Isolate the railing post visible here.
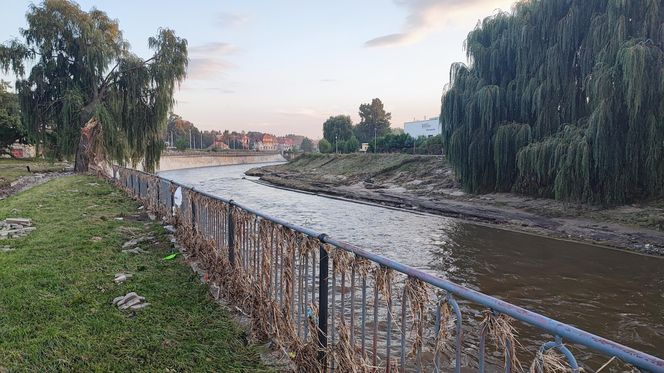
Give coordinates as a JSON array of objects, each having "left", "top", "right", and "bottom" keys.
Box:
[
  {"left": 317, "top": 235, "right": 329, "bottom": 372},
  {"left": 191, "top": 193, "right": 197, "bottom": 231},
  {"left": 228, "top": 200, "right": 235, "bottom": 267}
]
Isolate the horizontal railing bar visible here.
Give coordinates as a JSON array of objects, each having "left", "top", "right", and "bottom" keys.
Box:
[{"left": 121, "top": 168, "right": 664, "bottom": 372}]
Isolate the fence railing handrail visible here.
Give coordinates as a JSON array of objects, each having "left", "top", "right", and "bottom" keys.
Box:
[{"left": 122, "top": 167, "right": 664, "bottom": 372}]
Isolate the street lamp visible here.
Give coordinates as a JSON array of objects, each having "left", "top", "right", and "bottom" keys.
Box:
[{"left": 335, "top": 134, "right": 338, "bottom": 154}]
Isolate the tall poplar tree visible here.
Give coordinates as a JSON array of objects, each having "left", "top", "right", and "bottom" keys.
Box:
[
  {"left": 0, "top": 0, "right": 188, "bottom": 172},
  {"left": 440, "top": 0, "right": 664, "bottom": 205}
]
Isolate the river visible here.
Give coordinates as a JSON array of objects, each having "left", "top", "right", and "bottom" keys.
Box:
[{"left": 160, "top": 162, "right": 664, "bottom": 368}]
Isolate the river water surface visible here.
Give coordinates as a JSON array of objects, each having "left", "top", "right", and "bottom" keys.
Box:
[{"left": 160, "top": 163, "right": 664, "bottom": 367}]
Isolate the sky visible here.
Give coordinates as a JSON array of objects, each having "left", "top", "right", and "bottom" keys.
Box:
[{"left": 0, "top": 0, "right": 516, "bottom": 139}]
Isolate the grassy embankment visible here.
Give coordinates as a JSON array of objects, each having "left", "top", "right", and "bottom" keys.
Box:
[
  {"left": 0, "top": 158, "right": 69, "bottom": 189},
  {"left": 0, "top": 175, "right": 269, "bottom": 372},
  {"left": 253, "top": 153, "right": 458, "bottom": 192}
]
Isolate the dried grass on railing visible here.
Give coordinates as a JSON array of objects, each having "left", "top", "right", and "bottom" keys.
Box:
[
  {"left": 480, "top": 309, "right": 523, "bottom": 372},
  {"left": 404, "top": 278, "right": 430, "bottom": 358},
  {"left": 114, "top": 169, "right": 541, "bottom": 373},
  {"left": 434, "top": 295, "right": 453, "bottom": 367},
  {"left": 529, "top": 348, "right": 569, "bottom": 373}
]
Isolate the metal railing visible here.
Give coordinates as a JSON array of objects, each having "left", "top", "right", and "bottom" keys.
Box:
[{"left": 115, "top": 167, "right": 664, "bottom": 372}]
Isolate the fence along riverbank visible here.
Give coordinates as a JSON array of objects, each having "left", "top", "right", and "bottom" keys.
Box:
[{"left": 115, "top": 166, "right": 664, "bottom": 372}]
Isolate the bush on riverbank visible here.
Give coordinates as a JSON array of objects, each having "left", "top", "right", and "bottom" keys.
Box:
[{"left": 0, "top": 176, "right": 268, "bottom": 371}]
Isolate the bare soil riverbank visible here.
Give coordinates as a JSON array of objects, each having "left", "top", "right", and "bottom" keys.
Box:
[{"left": 246, "top": 153, "right": 664, "bottom": 255}]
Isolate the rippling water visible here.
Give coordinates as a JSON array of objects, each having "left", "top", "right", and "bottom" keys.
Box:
[{"left": 160, "top": 163, "right": 664, "bottom": 366}]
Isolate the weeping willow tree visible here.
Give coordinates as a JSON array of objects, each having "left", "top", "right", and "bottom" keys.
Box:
[
  {"left": 440, "top": 0, "right": 664, "bottom": 205},
  {"left": 0, "top": 0, "right": 188, "bottom": 172}
]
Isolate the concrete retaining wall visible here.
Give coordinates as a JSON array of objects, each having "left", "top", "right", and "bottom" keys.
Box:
[{"left": 157, "top": 151, "right": 286, "bottom": 171}]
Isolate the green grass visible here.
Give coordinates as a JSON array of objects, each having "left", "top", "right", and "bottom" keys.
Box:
[
  {"left": 0, "top": 158, "right": 69, "bottom": 189},
  {"left": 0, "top": 176, "right": 270, "bottom": 372}
]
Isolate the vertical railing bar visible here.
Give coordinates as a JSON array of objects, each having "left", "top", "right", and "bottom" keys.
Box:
[
  {"left": 479, "top": 323, "right": 487, "bottom": 373},
  {"left": 434, "top": 300, "right": 441, "bottom": 373},
  {"left": 448, "top": 294, "right": 462, "bottom": 373},
  {"left": 330, "top": 259, "right": 336, "bottom": 372},
  {"left": 386, "top": 280, "right": 392, "bottom": 372},
  {"left": 361, "top": 276, "right": 367, "bottom": 359},
  {"left": 311, "top": 249, "right": 316, "bottom": 307},
  {"left": 400, "top": 286, "right": 407, "bottom": 372},
  {"left": 372, "top": 276, "right": 378, "bottom": 368},
  {"left": 317, "top": 239, "right": 329, "bottom": 372},
  {"left": 279, "top": 229, "right": 284, "bottom": 307},
  {"left": 291, "top": 240, "right": 296, "bottom": 328},
  {"left": 304, "top": 253, "right": 309, "bottom": 340},
  {"left": 505, "top": 339, "right": 512, "bottom": 373},
  {"left": 227, "top": 202, "right": 235, "bottom": 267},
  {"left": 350, "top": 265, "right": 356, "bottom": 346},
  {"left": 273, "top": 227, "right": 278, "bottom": 301}
]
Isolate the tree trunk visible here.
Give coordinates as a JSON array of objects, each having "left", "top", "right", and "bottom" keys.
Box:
[{"left": 73, "top": 118, "right": 99, "bottom": 173}]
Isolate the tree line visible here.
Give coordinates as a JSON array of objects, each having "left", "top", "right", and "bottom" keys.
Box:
[{"left": 318, "top": 98, "right": 441, "bottom": 155}]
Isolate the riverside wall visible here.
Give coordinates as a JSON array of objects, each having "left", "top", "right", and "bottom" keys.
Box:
[{"left": 157, "top": 151, "right": 285, "bottom": 172}]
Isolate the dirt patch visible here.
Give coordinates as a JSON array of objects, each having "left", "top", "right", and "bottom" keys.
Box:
[
  {"left": 248, "top": 154, "right": 664, "bottom": 255},
  {"left": 0, "top": 172, "right": 72, "bottom": 200}
]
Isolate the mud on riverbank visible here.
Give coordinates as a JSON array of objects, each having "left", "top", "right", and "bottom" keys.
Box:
[{"left": 247, "top": 154, "right": 664, "bottom": 255}]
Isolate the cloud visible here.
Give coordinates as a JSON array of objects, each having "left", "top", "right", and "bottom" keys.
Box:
[
  {"left": 187, "top": 42, "right": 238, "bottom": 80},
  {"left": 320, "top": 78, "right": 337, "bottom": 83},
  {"left": 217, "top": 12, "right": 249, "bottom": 28},
  {"left": 364, "top": 0, "right": 514, "bottom": 48}
]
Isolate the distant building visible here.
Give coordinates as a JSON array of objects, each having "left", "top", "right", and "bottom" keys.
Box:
[
  {"left": 359, "top": 143, "right": 369, "bottom": 152},
  {"left": 277, "top": 137, "right": 295, "bottom": 152},
  {"left": 404, "top": 117, "right": 440, "bottom": 138},
  {"left": 255, "top": 134, "right": 278, "bottom": 151}
]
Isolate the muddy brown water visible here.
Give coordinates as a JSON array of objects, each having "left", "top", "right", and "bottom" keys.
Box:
[{"left": 161, "top": 163, "right": 664, "bottom": 370}]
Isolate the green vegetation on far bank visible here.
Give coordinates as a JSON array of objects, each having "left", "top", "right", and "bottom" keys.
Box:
[{"left": 0, "top": 176, "right": 269, "bottom": 372}]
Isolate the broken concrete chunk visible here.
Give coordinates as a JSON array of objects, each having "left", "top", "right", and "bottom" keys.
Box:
[
  {"left": 113, "top": 292, "right": 149, "bottom": 311},
  {"left": 129, "top": 303, "right": 150, "bottom": 310},
  {"left": 5, "top": 218, "right": 31, "bottom": 226},
  {"left": 163, "top": 225, "right": 176, "bottom": 233},
  {"left": 111, "top": 295, "right": 125, "bottom": 305},
  {"left": 121, "top": 247, "right": 146, "bottom": 254},
  {"left": 119, "top": 296, "right": 145, "bottom": 310},
  {"left": 113, "top": 273, "right": 133, "bottom": 284}
]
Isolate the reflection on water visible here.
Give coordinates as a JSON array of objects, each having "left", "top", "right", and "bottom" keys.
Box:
[{"left": 160, "top": 163, "right": 664, "bottom": 362}]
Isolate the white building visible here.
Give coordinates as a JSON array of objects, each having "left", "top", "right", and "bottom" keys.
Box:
[{"left": 404, "top": 116, "right": 441, "bottom": 138}]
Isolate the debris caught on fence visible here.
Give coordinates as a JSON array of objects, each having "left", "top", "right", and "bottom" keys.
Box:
[{"left": 113, "top": 167, "right": 659, "bottom": 373}]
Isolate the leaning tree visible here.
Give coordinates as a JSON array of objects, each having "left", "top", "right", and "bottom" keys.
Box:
[{"left": 0, "top": 0, "right": 188, "bottom": 172}]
